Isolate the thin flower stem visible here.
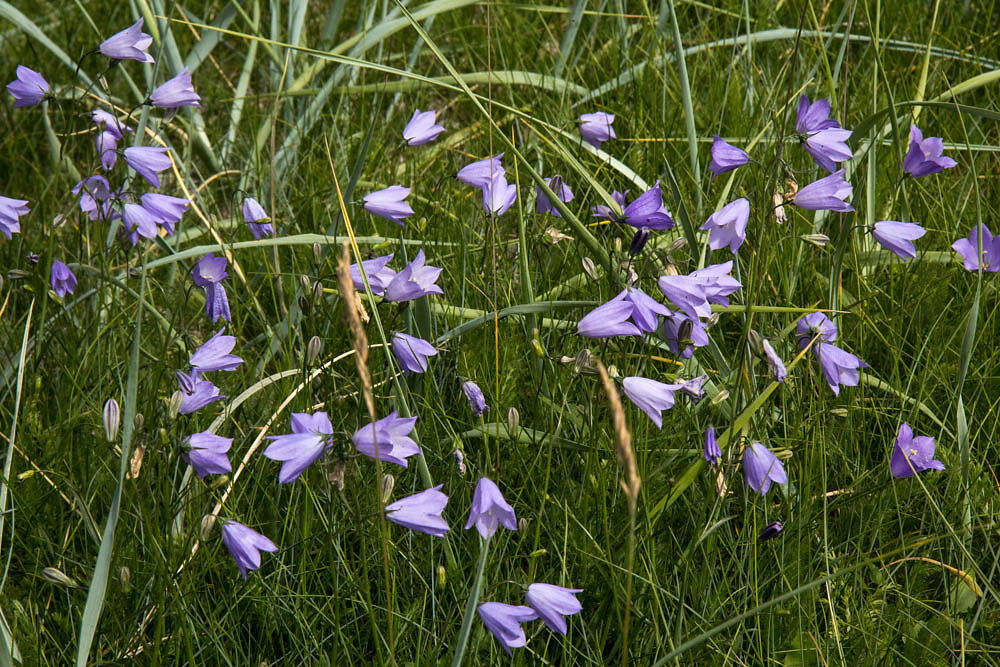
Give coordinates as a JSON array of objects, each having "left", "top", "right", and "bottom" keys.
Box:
[{"left": 450, "top": 535, "right": 491, "bottom": 667}]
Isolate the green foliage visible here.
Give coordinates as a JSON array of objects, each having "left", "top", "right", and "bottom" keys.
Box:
[{"left": 1, "top": 0, "right": 998, "bottom": 664}]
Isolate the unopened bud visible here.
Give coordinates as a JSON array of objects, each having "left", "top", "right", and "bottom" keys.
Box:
[
  {"left": 667, "top": 237, "right": 688, "bottom": 254},
  {"left": 662, "top": 263, "right": 679, "bottom": 277},
  {"left": 453, "top": 449, "right": 466, "bottom": 476},
  {"left": 299, "top": 274, "right": 312, "bottom": 292},
  {"left": 711, "top": 389, "right": 730, "bottom": 405},
  {"left": 128, "top": 445, "right": 145, "bottom": 479},
  {"left": 25, "top": 252, "right": 39, "bottom": 265},
  {"left": 313, "top": 242, "right": 323, "bottom": 264},
  {"left": 306, "top": 336, "right": 323, "bottom": 364},
  {"left": 436, "top": 564, "right": 447, "bottom": 589},
  {"left": 103, "top": 398, "right": 120, "bottom": 442},
  {"left": 581, "top": 257, "right": 599, "bottom": 281},
  {"left": 200, "top": 515, "right": 216, "bottom": 540},
  {"left": 629, "top": 227, "right": 650, "bottom": 256},
  {"left": 380, "top": 474, "right": 395, "bottom": 504},
  {"left": 507, "top": 407, "right": 520, "bottom": 435},
  {"left": 298, "top": 295, "right": 311, "bottom": 314},
  {"left": 42, "top": 567, "right": 78, "bottom": 588},
  {"left": 606, "top": 364, "right": 619, "bottom": 378},
  {"left": 772, "top": 190, "right": 787, "bottom": 224},
  {"left": 758, "top": 520, "right": 784, "bottom": 542},
  {"left": 175, "top": 370, "right": 196, "bottom": 394},
  {"left": 747, "top": 330, "right": 765, "bottom": 357},
  {"left": 311, "top": 280, "right": 323, "bottom": 304},
  {"left": 517, "top": 518, "right": 529, "bottom": 532},
  {"left": 800, "top": 233, "right": 830, "bottom": 247},
  {"left": 169, "top": 390, "right": 184, "bottom": 419},
  {"left": 573, "top": 348, "right": 592, "bottom": 374},
  {"left": 613, "top": 236, "right": 622, "bottom": 253},
  {"left": 132, "top": 413, "right": 144, "bottom": 432},
  {"left": 118, "top": 566, "right": 132, "bottom": 592},
  {"left": 706, "top": 313, "right": 721, "bottom": 328}
]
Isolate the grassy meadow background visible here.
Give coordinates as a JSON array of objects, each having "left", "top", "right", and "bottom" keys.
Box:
[{"left": 2, "top": 0, "right": 1000, "bottom": 663}]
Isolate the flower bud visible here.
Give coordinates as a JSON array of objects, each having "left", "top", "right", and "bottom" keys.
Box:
[
  {"left": 772, "top": 190, "right": 787, "bottom": 224},
  {"left": 118, "top": 566, "right": 132, "bottom": 592},
  {"left": 628, "top": 227, "right": 650, "bottom": 256},
  {"left": 298, "top": 294, "right": 311, "bottom": 315},
  {"left": 25, "top": 252, "right": 39, "bottom": 265},
  {"left": 200, "top": 514, "right": 216, "bottom": 540},
  {"left": 436, "top": 564, "right": 447, "bottom": 589},
  {"left": 306, "top": 336, "right": 323, "bottom": 365},
  {"left": 800, "top": 233, "right": 830, "bottom": 247},
  {"left": 453, "top": 449, "right": 466, "bottom": 476},
  {"left": 168, "top": 390, "right": 184, "bottom": 419},
  {"left": 6, "top": 269, "right": 29, "bottom": 280},
  {"left": 613, "top": 236, "right": 622, "bottom": 253},
  {"left": 507, "top": 407, "right": 519, "bottom": 434},
  {"left": 42, "top": 567, "right": 78, "bottom": 588},
  {"left": 380, "top": 474, "right": 395, "bottom": 504},
  {"left": 132, "top": 413, "right": 144, "bottom": 432},
  {"left": 581, "top": 257, "right": 599, "bottom": 281},
  {"left": 711, "top": 389, "right": 730, "bottom": 405},
  {"left": 517, "top": 518, "right": 529, "bottom": 532},
  {"left": 747, "top": 330, "right": 765, "bottom": 357},
  {"left": 299, "top": 274, "right": 312, "bottom": 292},
  {"left": 103, "top": 398, "right": 120, "bottom": 442},
  {"left": 667, "top": 237, "right": 688, "bottom": 254},
  {"left": 313, "top": 242, "right": 323, "bottom": 264},
  {"left": 311, "top": 280, "right": 324, "bottom": 304}
]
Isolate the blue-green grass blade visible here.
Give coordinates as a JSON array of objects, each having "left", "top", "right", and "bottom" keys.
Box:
[{"left": 75, "top": 273, "right": 144, "bottom": 667}]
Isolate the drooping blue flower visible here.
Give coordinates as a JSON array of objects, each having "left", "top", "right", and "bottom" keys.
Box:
[
  {"left": 796, "top": 311, "right": 838, "bottom": 349},
  {"left": 150, "top": 67, "right": 201, "bottom": 110},
  {"left": 677, "top": 375, "right": 708, "bottom": 402},
  {"left": 525, "top": 583, "right": 583, "bottom": 635},
  {"left": 461, "top": 380, "right": 489, "bottom": 416},
  {"left": 701, "top": 198, "right": 750, "bottom": 254},
  {"left": 50, "top": 260, "right": 77, "bottom": 297},
  {"left": 758, "top": 521, "right": 784, "bottom": 542},
  {"left": 95, "top": 131, "right": 119, "bottom": 170},
  {"left": 189, "top": 328, "right": 243, "bottom": 373},
  {"left": 795, "top": 96, "right": 840, "bottom": 133},
  {"left": 349, "top": 253, "right": 396, "bottom": 294},
  {"left": 815, "top": 342, "right": 867, "bottom": 396},
  {"left": 72, "top": 176, "right": 111, "bottom": 220},
  {"left": 457, "top": 154, "right": 504, "bottom": 188},
  {"left": 123, "top": 146, "right": 171, "bottom": 188},
  {"left": 383, "top": 249, "right": 444, "bottom": 302},
  {"left": 661, "top": 311, "right": 709, "bottom": 359},
  {"left": 890, "top": 423, "right": 944, "bottom": 478},
  {"left": 951, "top": 224, "right": 1000, "bottom": 272},
  {"left": 99, "top": 19, "right": 155, "bottom": 63},
  {"left": 0, "top": 196, "right": 29, "bottom": 238},
  {"left": 242, "top": 197, "right": 273, "bottom": 239},
  {"left": 264, "top": 412, "right": 334, "bottom": 483},
  {"left": 220, "top": 519, "right": 278, "bottom": 579},
  {"left": 141, "top": 193, "right": 190, "bottom": 234},
  {"left": 192, "top": 253, "right": 231, "bottom": 323},
  {"left": 620, "top": 183, "right": 673, "bottom": 230},
  {"left": 477, "top": 602, "right": 538, "bottom": 655},
  {"left": 391, "top": 332, "right": 438, "bottom": 374},
  {"left": 703, "top": 426, "right": 721, "bottom": 464},
  {"left": 122, "top": 202, "right": 159, "bottom": 244},
  {"left": 403, "top": 109, "right": 445, "bottom": 146},
  {"left": 364, "top": 185, "right": 414, "bottom": 225},
  {"left": 536, "top": 175, "right": 573, "bottom": 216},
  {"left": 385, "top": 485, "right": 450, "bottom": 537},
  {"left": 92, "top": 109, "right": 130, "bottom": 140},
  {"left": 6, "top": 65, "right": 49, "bottom": 107},
  {"left": 481, "top": 172, "right": 517, "bottom": 216},
  {"left": 743, "top": 441, "right": 787, "bottom": 495},
  {"left": 591, "top": 190, "right": 629, "bottom": 222},
  {"left": 579, "top": 111, "right": 616, "bottom": 148},
  {"left": 802, "top": 127, "right": 853, "bottom": 172},
  {"left": 709, "top": 135, "right": 749, "bottom": 177},
  {"left": 872, "top": 221, "right": 926, "bottom": 261},
  {"left": 903, "top": 125, "right": 957, "bottom": 178},
  {"left": 622, "top": 376, "right": 682, "bottom": 428},
  {"left": 792, "top": 169, "right": 853, "bottom": 212},
  {"left": 176, "top": 371, "right": 224, "bottom": 414},
  {"left": 182, "top": 431, "right": 232, "bottom": 478},
  {"left": 352, "top": 411, "right": 421, "bottom": 467},
  {"left": 577, "top": 286, "right": 670, "bottom": 338},
  {"left": 465, "top": 477, "right": 517, "bottom": 539}
]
